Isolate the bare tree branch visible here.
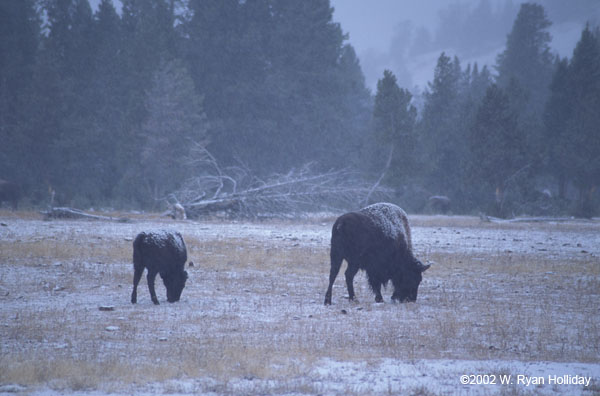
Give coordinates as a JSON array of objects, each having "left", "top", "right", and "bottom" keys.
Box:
[
  {"left": 364, "top": 144, "right": 394, "bottom": 206},
  {"left": 171, "top": 148, "right": 391, "bottom": 218}
]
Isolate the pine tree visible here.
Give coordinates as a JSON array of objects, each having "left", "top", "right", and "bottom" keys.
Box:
[
  {"left": 183, "top": 0, "right": 259, "bottom": 169},
  {"left": 496, "top": 2, "right": 554, "bottom": 168},
  {"left": 372, "top": 70, "right": 417, "bottom": 186},
  {"left": 543, "top": 57, "right": 571, "bottom": 200},
  {"left": 496, "top": 3, "right": 553, "bottom": 99},
  {"left": 0, "top": 0, "right": 40, "bottom": 186},
  {"left": 469, "top": 63, "right": 493, "bottom": 102},
  {"left": 419, "top": 53, "right": 463, "bottom": 197},
  {"left": 335, "top": 44, "right": 372, "bottom": 164},
  {"left": 43, "top": 0, "right": 98, "bottom": 204},
  {"left": 24, "top": 0, "right": 98, "bottom": 204},
  {"left": 469, "top": 84, "right": 526, "bottom": 217},
  {"left": 251, "top": 0, "right": 351, "bottom": 172},
  {"left": 88, "top": 0, "right": 128, "bottom": 201},
  {"left": 454, "top": 63, "right": 493, "bottom": 210},
  {"left": 121, "top": 0, "right": 178, "bottom": 127},
  {"left": 135, "top": 60, "right": 208, "bottom": 206},
  {"left": 317, "top": 43, "right": 371, "bottom": 171},
  {"left": 564, "top": 25, "right": 600, "bottom": 216},
  {"left": 184, "top": 0, "right": 241, "bottom": 118},
  {"left": 542, "top": 25, "right": 600, "bottom": 217},
  {"left": 182, "top": 0, "right": 368, "bottom": 174}
]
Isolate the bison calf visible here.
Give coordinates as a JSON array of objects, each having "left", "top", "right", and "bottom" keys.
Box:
[
  {"left": 324, "top": 203, "right": 429, "bottom": 305},
  {"left": 131, "top": 230, "right": 188, "bottom": 305}
]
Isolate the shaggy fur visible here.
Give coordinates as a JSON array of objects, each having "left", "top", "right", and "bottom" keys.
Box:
[
  {"left": 360, "top": 202, "right": 413, "bottom": 251},
  {"left": 131, "top": 231, "right": 188, "bottom": 305},
  {"left": 324, "top": 204, "right": 429, "bottom": 305}
]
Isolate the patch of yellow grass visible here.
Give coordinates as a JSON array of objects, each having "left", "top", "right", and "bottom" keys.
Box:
[{"left": 0, "top": 239, "right": 132, "bottom": 265}]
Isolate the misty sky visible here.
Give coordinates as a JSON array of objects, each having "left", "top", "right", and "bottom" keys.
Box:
[
  {"left": 330, "top": 0, "right": 594, "bottom": 91},
  {"left": 330, "top": 0, "right": 447, "bottom": 54},
  {"left": 90, "top": 0, "right": 596, "bottom": 92},
  {"left": 331, "top": 0, "right": 452, "bottom": 90}
]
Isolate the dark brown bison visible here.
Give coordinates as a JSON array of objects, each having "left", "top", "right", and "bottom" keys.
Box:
[
  {"left": 131, "top": 230, "right": 188, "bottom": 305},
  {"left": 324, "top": 203, "right": 429, "bottom": 305},
  {"left": 0, "top": 179, "right": 21, "bottom": 210}
]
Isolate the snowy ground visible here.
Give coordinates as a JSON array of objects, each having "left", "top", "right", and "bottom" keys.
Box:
[{"left": 0, "top": 212, "right": 599, "bottom": 395}]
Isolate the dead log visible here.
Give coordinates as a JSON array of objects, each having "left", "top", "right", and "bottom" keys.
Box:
[
  {"left": 42, "top": 207, "right": 130, "bottom": 222},
  {"left": 185, "top": 200, "right": 241, "bottom": 219},
  {"left": 481, "top": 214, "right": 578, "bottom": 223}
]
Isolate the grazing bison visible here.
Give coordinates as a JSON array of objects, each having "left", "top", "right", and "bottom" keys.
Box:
[
  {"left": 428, "top": 195, "right": 451, "bottom": 214},
  {"left": 131, "top": 230, "right": 188, "bottom": 305},
  {"left": 0, "top": 179, "right": 21, "bottom": 210},
  {"left": 324, "top": 203, "right": 429, "bottom": 305}
]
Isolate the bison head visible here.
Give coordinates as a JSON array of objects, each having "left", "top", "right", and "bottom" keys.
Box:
[
  {"left": 392, "top": 260, "right": 430, "bottom": 303},
  {"left": 162, "top": 270, "right": 188, "bottom": 303}
]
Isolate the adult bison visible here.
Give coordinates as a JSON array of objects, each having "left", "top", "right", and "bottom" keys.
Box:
[
  {"left": 324, "top": 203, "right": 429, "bottom": 305},
  {"left": 131, "top": 230, "right": 188, "bottom": 305}
]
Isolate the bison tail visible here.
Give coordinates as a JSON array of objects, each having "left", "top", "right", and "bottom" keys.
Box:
[{"left": 132, "top": 233, "right": 145, "bottom": 269}]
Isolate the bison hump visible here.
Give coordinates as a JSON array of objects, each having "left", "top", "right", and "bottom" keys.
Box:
[
  {"left": 139, "top": 230, "right": 186, "bottom": 253},
  {"left": 360, "top": 203, "right": 409, "bottom": 242}
]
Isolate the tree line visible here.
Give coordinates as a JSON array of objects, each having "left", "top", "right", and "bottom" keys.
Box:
[
  {"left": 1, "top": 0, "right": 370, "bottom": 209},
  {"left": 1, "top": 1, "right": 598, "bottom": 217},
  {"left": 372, "top": 4, "right": 600, "bottom": 217}
]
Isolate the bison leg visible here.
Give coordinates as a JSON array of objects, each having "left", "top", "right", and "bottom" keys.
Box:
[
  {"left": 345, "top": 263, "right": 359, "bottom": 301},
  {"left": 147, "top": 271, "right": 160, "bottom": 305},
  {"left": 366, "top": 274, "right": 384, "bottom": 303},
  {"left": 373, "top": 286, "right": 384, "bottom": 303},
  {"left": 324, "top": 252, "right": 344, "bottom": 305},
  {"left": 391, "top": 276, "right": 405, "bottom": 302},
  {"left": 131, "top": 266, "right": 143, "bottom": 304}
]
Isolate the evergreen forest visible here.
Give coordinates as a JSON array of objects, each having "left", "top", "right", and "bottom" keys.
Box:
[{"left": 1, "top": 0, "right": 599, "bottom": 217}]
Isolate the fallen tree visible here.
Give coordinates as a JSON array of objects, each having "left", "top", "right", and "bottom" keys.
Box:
[
  {"left": 479, "top": 213, "right": 581, "bottom": 223},
  {"left": 171, "top": 145, "right": 392, "bottom": 219},
  {"left": 42, "top": 207, "right": 130, "bottom": 222}
]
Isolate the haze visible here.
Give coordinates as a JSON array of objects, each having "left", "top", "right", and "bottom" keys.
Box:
[{"left": 331, "top": 0, "right": 600, "bottom": 90}]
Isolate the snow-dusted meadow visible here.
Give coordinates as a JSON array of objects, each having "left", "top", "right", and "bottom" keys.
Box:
[{"left": 0, "top": 212, "right": 599, "bottom": 395}]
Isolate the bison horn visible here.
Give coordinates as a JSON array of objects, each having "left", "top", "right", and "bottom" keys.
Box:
[{"left": 417, "top": 261, "right": 431, "bottom": 272}]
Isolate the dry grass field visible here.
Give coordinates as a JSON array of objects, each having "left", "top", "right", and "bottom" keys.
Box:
[{"left": 0, "top": 210, "right": 599, "bottom": 395}]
